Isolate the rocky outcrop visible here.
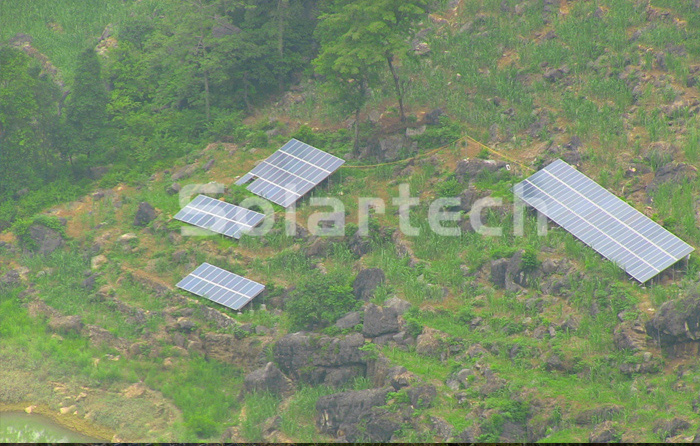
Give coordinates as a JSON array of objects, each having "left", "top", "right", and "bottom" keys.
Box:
[
  {"left": 133, "top": 202, "right": 157, "bottom": 227},
  {"left": 645, "top": 294, "right": 700, "bottom": 348},
  {"left": 316, "top": 387, "right": 395, "bottom": 441},
  {"left": 273, "top": 332, "right": 368, "bottom": 387},
  {"left": 455, "top": 159, "right": 507, "bottom": 183},
  {"left": 575, "top": 405, "right": 624, "bottom": 426},
  {"left": 202, "top": 332, "right": 271, "bottom": 370},
  {"left": 0, "top": 269, "right": 21, "bottom": 287},
  {"left": 171, "top": 163, "right": 198, "bottom": 181},
  {"left": 28, "top": 224, "right": 64, "bottom": 254},
  {"left": 654, "top": 418, "right": 690, "bottom": 439},
  {"left": 362, "top": 304, "right": 400, "bottom": 338},
  {"left": 243, "top": 362, "right": 294, "bottom": 397},
  {"left": 353, "top": 268, "right": 385, "bottom": 300},
  {"left": 48, "top": 315, "right": 83, "bottom": 334},
  {"left": 589, "top": 421, "right": 620, "bottom": 443},
  {"left": 613, "top": 320, "right": 647, "bottom": 351},
  {"left": 490, "top": 250, "right": 539, "bottom": 291}
]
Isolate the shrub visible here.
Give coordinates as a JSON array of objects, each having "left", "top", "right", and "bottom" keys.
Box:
[
  {"left": 521, "top": 248, "right": 540, "bottom": 272},
  {"left": 286, "top": 271, "right": 359, "bottom": 330}
]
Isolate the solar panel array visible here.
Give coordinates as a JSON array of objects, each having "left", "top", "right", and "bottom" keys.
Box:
[
  {"left": 235, "top": 139, "right": 345, "bottom": 208},
  {"left": 514, "top": 159, "right": 694, "bottom": 283},
  {"left": 174, "top": 194, "right": 265, "bottom": 239},
  {"left": 176, "top": 263, "right": 265, "bottom": 311}
]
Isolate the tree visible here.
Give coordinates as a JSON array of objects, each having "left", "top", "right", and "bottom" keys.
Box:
[
  {"left": 314, "top": 0, "right": 426, "bottom": 142},
  {"left": 65, "top": 48, "right": 108, "bottom": 161}
]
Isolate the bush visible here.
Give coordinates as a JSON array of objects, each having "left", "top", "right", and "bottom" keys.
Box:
[
  {"left": 286, "top": 272, "right": 359, "bottom": 330},
  {"left": 521, "top": 248, "right": 540, "bottom": 272}
]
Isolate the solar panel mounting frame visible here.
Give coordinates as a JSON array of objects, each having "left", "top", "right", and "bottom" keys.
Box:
[
  {"left": 176, "top": 262, "right": 265, "bottom": 311},
  {"left": 173, "top": 194, "right": 265, "bottom": 239},
  {"left": 514, "top": 159, "right": 694, "bottom": 283},
  {"left": 235, "top": 138, "right": 345, "bottom": 208}
]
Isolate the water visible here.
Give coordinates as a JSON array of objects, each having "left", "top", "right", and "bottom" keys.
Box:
[{"left": 0, "top": 411, "right": 100, "bottom": 443}]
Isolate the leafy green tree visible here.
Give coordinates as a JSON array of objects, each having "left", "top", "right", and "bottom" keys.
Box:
[
  {"left": 65, "top": 48, "right": 109, "bottom": 162},
  {"left": 314, "top": 0, "right": 426, "bottom": 148},
  {"left": 286, "top": 271, "right": 358, "bottom": 331}
]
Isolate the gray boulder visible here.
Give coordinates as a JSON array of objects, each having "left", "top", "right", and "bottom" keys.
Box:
[
  {"left": 316, "top": 387, "right": 393, "bottom": 439},
  {"left": 133, "top": 202, "right": 157, "bottom": 227},
  {"left": 589, "top": 421, "right": 619, "bottom": 443},
  {"left": 335, "top": 311, "right": 362, "bottom": 330},
  {"left": 48, "top": 315, "right": 83, "bottom": 334},
  {"left": 274, "top": 332, "right": 368, "bottom": 387},
  {"left": 362, "top": 303, "right": 400, "bottom": 337},
  {"left": 243, "top": 362, "right": 294, "bottom": 397},
  {"left": 29, "top": 224, "right": 64, "bottom": 254},
  {"left": 0, "top": 270, "right": 21, "bottom": 287},
  {"left": 353, "top": 268, "right": 385, "bottom": 300},
  {"left": 645, "top": 294, "right": 700, "bottom": 347}
]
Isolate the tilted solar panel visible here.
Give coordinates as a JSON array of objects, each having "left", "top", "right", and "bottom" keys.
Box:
[
  {"left": 235, "top": 139, "right": 345, "bottom": 207},
  {"left": 176, "top": 263, "right": 265, "bottom": 311},
  {"left": 174, "top": 194, "right": 265, "bottom": 239},
  {"left": 514, "top": 159, "right": 694, "bottom": 282}
]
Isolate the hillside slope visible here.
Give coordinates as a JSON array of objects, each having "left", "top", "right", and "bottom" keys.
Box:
[{"left": 3, "top": 0, "right": 700, "bottom": 443}]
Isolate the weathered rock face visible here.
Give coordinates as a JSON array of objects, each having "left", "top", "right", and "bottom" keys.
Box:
[
  {"left": 455, "top": 159, "right": 507, "bottom": 183},
  {"left": 171, "top": 163, "right": 198, "bottom": 181},
  {"left": 48, "top": 315, "right": 83, "bottom": 334},
  {"left": 362, "top": 304, "right": 400, "bottom": 338},
  {"left": 316, "top": 387, "right": 394, "bottom": 441},
  {"left": 243, "top": 362, "right": 294, "bottom": 397},
  {"left": 202, "top": 332, "right": 270, "bottom": 370},
  {"left": 273, "top": 332, "right": 368, "bottom": 387},
  {"left": 645, "top": 294, "right": 700, "bottom": 348},
  {"left": 613, "top": 320, "right": 647, "bottom": 351},
  {"left": 574, "top": 405, "right": 624, "bottom": 426},
  {"left": 490, "top": 250, "right": 539, "bottom": 291},
  {"left": 133, "top": 202, "right": 157, "bottom": 227},
  {"left": 0, "top": 269, "right": 21, "bottom": 287},
  {"left": 353, "top": 268, "right": 385, "bottom": 300},
  {"left": 28, "top": 224, "right": 64, "bottom": 254},
  {"left": 335, "top": 311, "right": 362, "bottom": 330},
  {"left": 653, "top": 418, "right": 690, "bottom": 439},
  {"left": 589, "top": 421, "right": 620, "bottom": 443}
]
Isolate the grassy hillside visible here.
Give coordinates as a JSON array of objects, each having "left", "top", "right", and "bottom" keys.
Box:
[{"left": 3, "top": 0, "right": 700, "bottom": 443}]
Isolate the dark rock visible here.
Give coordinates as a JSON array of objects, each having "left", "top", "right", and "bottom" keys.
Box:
[
  {"left": 28, "top": 224, "right": 65, "bottom": 254},
  {"left": 81, "top": 274, "right": 97, "bottom": 291},
  {"left": 589, "top": 421, "right": 620, "bottom": 443},
  {"left": 203, "top": 159, "right": 215, "bottom": 171},
  {"left": 363, "top": 304, "right": 400, "bottom": 337},
  {"left": 172, "top": 163, "right": 198, "bottom": 180},
  {"left": 48, "top": 315, "right": 83, "bottom": 334},
  {"left": 305, "top": 237, "right": 330, "bottom": 257},
  {"left": 459, "top": 187, "right": 483, "bottom": 212},
  {"left": 500, "top": 420, "right": 527, "bottom": 442},
  {"left": 430, "top": 416, "right": 453, "bottom": 440},
  {"left": 353, "top": 268, "right": 385, "bottom": 300},
  {"left": 336, "top": 311, "right": 362, "bottom": 330},
  {"left": 384, "top": 296, "right": 410, "bottom": 315},
  {"left": 316, "top": 387, "right": 393, "bottom": 438},
  {"left": 543, "top": 65, "right": 570, "bottom": 82},
  {"left": 176, "top": 317, "right": 196, "bottom": 332},
  {"left": 347, "top": 231, "right": 372, "bottom": 257},
  {"left": 0, "top": 270, "right": 21, "bottom": 287},
  {"left": 455, "top": 427, "right": 477, "bottom": 442},
  {"left": 202, "top": 332, "right": 269, "bottom": 369},
  {"left": 166, "top": 183, "right": 181, "bottom": 195},
  {"left": 575, "top": 405, "right": 624, "bottom": 426},
  {"left": 425, "top": 108, "right": 444, "bottom": 125},
  {"left": 243, "top": 362, "right": 294, "bottom": 397},
  {"left": 490, "top": 258, "right": 509, "bottom": 288},
  {"left": 654, "top": 418, "right": 690, "bottom": 439},
  {"left": 172, "top": 250, "right": 188, "bottom": 263},
  {"left": 274, "top": 332, "right": 367, "bottom": 387},
  {"left": 646, "top": 294, "right": 700, "bottom": 347},
  {"left": 455, "top": 159, "right": 507, "bottom": 183},
  {"left": 407, "top": 385, "right": 436, "bottom": 408},
  {"left": 656, "top": 52, "right": 667, "bottom": 70},
  {"left": 133, "top": 202, "right": 157, "bottom": 227}
]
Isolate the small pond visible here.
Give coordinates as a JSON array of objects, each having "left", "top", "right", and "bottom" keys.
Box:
[{"left": 0, "top": 411, "right": 101, "bottom": 443}]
